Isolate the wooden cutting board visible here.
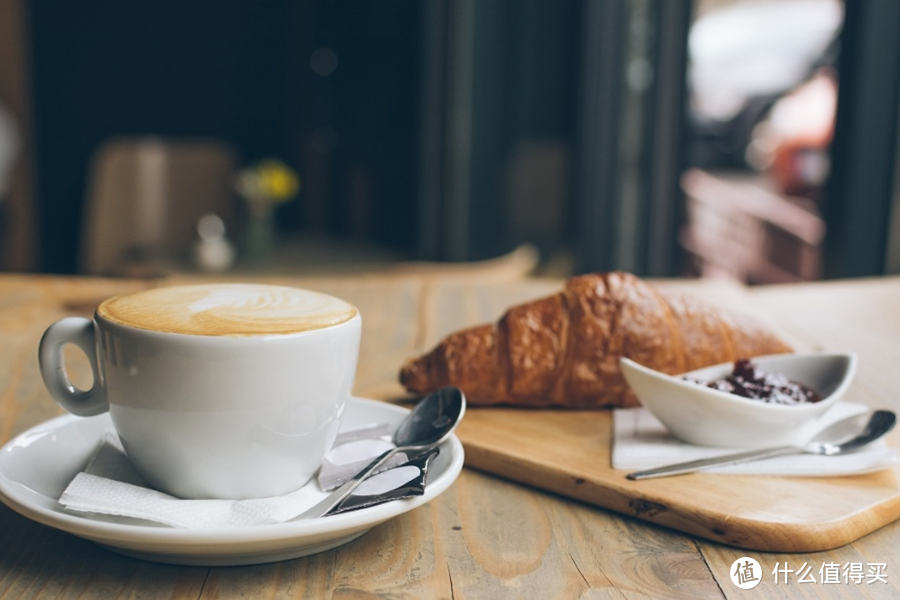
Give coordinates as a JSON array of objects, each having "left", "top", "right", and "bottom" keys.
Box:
[{"left": 455, "top": 407, "right": 900, "bottom": 552}]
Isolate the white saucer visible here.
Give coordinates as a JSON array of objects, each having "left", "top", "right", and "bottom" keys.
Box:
[{"left": 0, "top": 397, "right": 464, "bottom": 566}]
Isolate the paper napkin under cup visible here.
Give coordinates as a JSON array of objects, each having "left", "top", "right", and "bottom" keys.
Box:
[
  {"left": 613, "top": 401, "right": 900, "bottom": 476},
  {"left": 59, "top": 423, "right": 433, "bottom": 529}
]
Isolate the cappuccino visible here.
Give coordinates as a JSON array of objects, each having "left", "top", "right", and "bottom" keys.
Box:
[
  {"left": 97, "top": 283, "right": 358, "bottom": 336},
  {"left": 40, "top": 282, "right": 361, "bottom": 498}
]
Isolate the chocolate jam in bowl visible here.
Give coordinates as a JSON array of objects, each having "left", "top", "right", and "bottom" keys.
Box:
[
  {"left": 697, "top": 358, "right": 822, "bottom": 405},
  {"left": 620, "top": 353, "right": 856, "bottom": 447}
]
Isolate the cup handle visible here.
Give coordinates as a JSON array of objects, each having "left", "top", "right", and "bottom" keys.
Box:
[{"left": 38, "top": 317, "right": 109, "bottom": 417}]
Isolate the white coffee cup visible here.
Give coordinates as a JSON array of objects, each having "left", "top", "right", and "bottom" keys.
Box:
[{"left": 38, "top": 283, "right": 361, "bottom": 500}]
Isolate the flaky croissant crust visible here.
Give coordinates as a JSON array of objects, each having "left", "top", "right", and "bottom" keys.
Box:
[{"left": 399, "top": 272, "right": 792, "bottom": 408}]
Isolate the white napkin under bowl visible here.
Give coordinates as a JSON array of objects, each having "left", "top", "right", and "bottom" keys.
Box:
[{"left": 613, "top": 401, "right": 899, "bottom": 476}]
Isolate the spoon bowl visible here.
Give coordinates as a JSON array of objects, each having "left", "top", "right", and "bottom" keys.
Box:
[
  {"left": 395, "top": 386, "right": 467, "bottom": 448},
  {"left": 808, "top": 409, "right": 896, "bottom": 455}
]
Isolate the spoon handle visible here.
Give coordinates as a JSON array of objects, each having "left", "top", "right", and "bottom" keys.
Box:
[
  {"left": 295, "top": 446, "right": 416, "bottom": 520},
  {"left": 295, "top": 447, "right": 399, "bottom": 520},
  {"left": 626, "top": 445, "right": 800, "bottom": 480}
]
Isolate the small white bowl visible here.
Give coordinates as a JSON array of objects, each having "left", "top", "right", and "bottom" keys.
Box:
[{"left": 619, "top": 353, "right": 857, "bottom": 448}]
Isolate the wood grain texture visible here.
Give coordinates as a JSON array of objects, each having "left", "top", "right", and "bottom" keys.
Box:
[
  {"left": 456, "top": 407, "right": 900, "bottom": 552},
  {"left": 4, "top": 273, "right": 900, "bottom": 598}
]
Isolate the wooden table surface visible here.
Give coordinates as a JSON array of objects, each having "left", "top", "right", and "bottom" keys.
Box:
[{"left": 2, "top": 272, "right": 900, "bottom": 599}]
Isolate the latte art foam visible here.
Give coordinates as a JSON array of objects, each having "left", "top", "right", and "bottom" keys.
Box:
[{"left": 97, "top": 284, "right": 358, "bottom": 336}]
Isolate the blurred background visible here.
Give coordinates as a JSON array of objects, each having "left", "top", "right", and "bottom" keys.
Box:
[{"left": 0, "top": 0, "right": 898, "bottom": 282}]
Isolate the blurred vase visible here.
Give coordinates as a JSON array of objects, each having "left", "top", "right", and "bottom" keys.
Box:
[
  {"left": 234, "top": 158, "right": 299, "bottom": 266},
  {"left": 242, "top": 209, "right": 277, "bottom": 264}
]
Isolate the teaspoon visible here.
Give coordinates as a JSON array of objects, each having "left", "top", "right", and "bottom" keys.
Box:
[
  {"left": 295, "top": 386, "right": 466, "bottom": 519},
  {"left": 627, "top": 409, "right": 896, "bottom": 480}
]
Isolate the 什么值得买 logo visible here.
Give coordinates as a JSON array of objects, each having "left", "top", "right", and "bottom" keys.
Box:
[{"left": 730, "top": 557, "right": 762, "bottom": 589}]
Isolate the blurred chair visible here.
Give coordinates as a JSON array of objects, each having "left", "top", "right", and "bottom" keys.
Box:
[
  {"left": 81, "top": 137, "right": 237, "bottom": 275},
  {"left": 679, "top": 168, "right": 825, "bottom": 284}
]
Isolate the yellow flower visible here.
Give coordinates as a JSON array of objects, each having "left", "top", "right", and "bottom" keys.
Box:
[{"left": 237, "top": 159, "right": 300, "bottom": 205}]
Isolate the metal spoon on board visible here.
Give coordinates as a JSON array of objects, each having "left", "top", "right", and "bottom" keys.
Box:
[
  {"left": 295, "top": 386, "right": 466, "bottom": 519},
  {"left": 627, "top": 409, "right": 896, "bottom": 480}
]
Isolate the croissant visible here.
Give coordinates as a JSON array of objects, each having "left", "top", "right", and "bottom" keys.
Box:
[{"left": 399, "top": 271, "right": 792, "bottom": 408}]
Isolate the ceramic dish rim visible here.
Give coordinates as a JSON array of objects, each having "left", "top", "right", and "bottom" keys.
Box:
[
  {"left": 0, "top": 397, "right": 464, "bottom": 546},
  {"left": 620, "top": 352, "right": 857, "bottom": 414}
]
